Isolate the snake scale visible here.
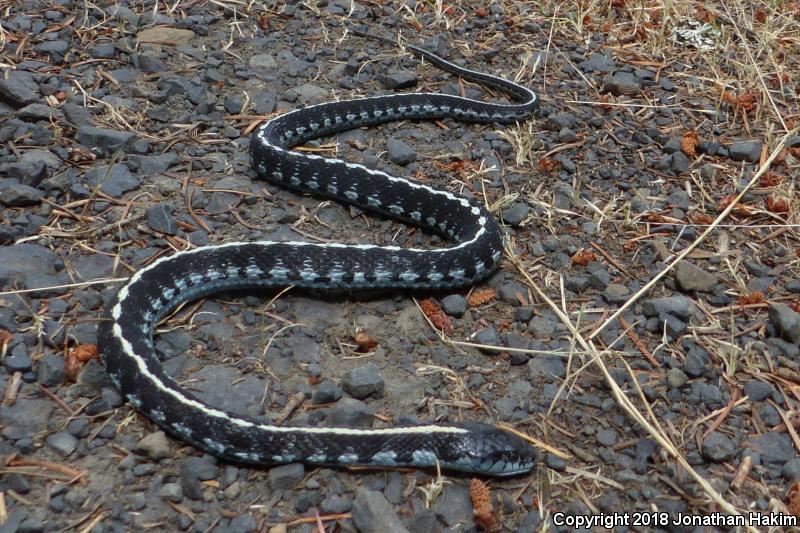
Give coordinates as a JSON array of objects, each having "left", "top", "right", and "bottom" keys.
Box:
[{"left": 98, "top": 30, "right": 540, "bottom": 476}]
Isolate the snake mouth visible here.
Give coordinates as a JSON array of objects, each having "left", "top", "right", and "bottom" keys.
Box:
[{"left": 442, "top": 423, "right": 539, "bottom": 476}]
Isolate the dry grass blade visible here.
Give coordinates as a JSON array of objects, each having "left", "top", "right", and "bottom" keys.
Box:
[
  {"left": 506, "top": 246, "right": 758, "bottom": 531},
  {"left": 588, "top": 126, "right": 800, "bottom": 341}
]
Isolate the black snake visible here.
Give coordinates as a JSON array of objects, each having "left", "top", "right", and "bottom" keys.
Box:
[{"left": 98, "top": 30, "right": 539, "bottom": 476}]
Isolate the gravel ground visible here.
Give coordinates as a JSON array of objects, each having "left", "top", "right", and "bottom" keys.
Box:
[{"left": 1, "top": 1, "right": 800, "bottom": 532}]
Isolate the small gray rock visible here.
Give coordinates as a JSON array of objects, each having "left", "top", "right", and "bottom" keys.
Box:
[
  {"left": 159, "top": 482, "right": 183, "bottom": 503},
  {"left": 603, "top": 283, "right": 630, "bottom": 304},
  {"left": 527, "top": 356, "right": 566, "bottom": 380},
  {"left": 251, "top": 90, "right": 277, "bottom": 114},
  {"left": 728, "top": 141, "right": 761, "bottom": 163},
  {"left": 441, "top": 294, "right": 467, "bottom": 317},
  {"left": 406, "top": 509, "right": 441, "bottom": 533},
  {"left": 500, "top": 203, "right": 530, "bottom": 226},
  {"left": 472, "top": 326, "right": 499, "bottom": 347},
  {"left": 0, "top": 183, "right": 45, "bottom": 206},
  {"left": 16, "top": 103, "right": 64, "bottom": 122},
  {"left": 386, "top": 138, "right": 416, "bottom": 165},
  {"left": 323, "top": 397, "right": 374, "bottom": 427},
  {"left": 746, "top": 432, "right": 794, "bottom": 466},
  {"left": 768, "top": 303, "right": 800, "bottom": 343},
  {"left": 134, "top": 431, "right": 172, "bottom": 460},
  {"left": 146, "top": 203, "right": 178, "bottom": 235},
  {"left": 76, "top": 126, "right": 135, "bottom": 154},
  {"left": 45, "top": 432, "right": 78, "bottom": 456},
  {"left": 0, "top": 75, "right": 39, "bottom": 107},
  {"left": 674, "top": 261, "right": 717, "bottom": 293},
  {"left": 352, "top": 488, "right": 410, "bottom": 533},
  {"left": 433, "top": 484, "right": 473, "bottom": 528},
  {"left": 666, "top": 368, "right": 688, "bottom": 389},
  {"left": 544, "top": 452, "right": 567, "bottom": 471},
  {"left": 782, "top": 458, "right": 800, "bottom": 480},
  {"left": 268, "top": 463, "right": 305, "bottom": 491},
  {"left": 605, "top": 71, "right": 641, "bottom": 96},
  {"left": 743, "top": 380, "right": 774, "bottom": 402},
  {"left": 641, "top": 295, "right": 696, "bottom": 320},
  {"left": 249, "top": 54, "right": 277, "bottom": 69},
  {"left": 380, "top": 71, "right": 418, "bottom": 90},
  {"left": 5, "top": 353, "right": 33, "bottom": 373},
  {"left": 3, "top": 160, "right": 48, "bottom": 186},
  {"left": 701, "top": 431, "right": 736, "bottom": 462},
  {"left": 84, "top": 163, "right": 140, "bottom": 197},
  {"left": 341, "top": 362, "right": 385, "bottom": 399},
  {"left": 596, "top": 428, "right": 618, "bottom": 447},
  {"left": 312, "top": 381, "right": 343, "bottom": 404},
  {"left": 36, "top": 353, "right": 66, "bottom": 387}
]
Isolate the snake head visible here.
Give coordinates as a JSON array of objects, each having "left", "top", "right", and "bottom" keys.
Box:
[{"left": 443, "top": 423, "right": 538, "bottom": 476}]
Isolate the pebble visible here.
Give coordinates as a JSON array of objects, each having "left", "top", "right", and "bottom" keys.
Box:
[
  {"left": 134, "top": 431, "right": 172, "bottom": 460},
  {"left": 782, "top": 459, "right": 800, "bottom": 480},
  {"left": 322, "top": 398, "right": 374, "bottom": 427},
  {"left": 700, "top": 431, "right": 736, "bottom": 462},
  {"left": 604, "top": 71, "right": 641, "bottom": 96},
  {"left": 433, "top": 484, "right": 473, "bottom": 528},
  {"left": 641, "top": 295, "right": 696, "bottom": 320},
  {"left": 666, "top": 368, "right": 688, "bottom": 389},
  {"left": 4, "top": 160, "right": 48, "bottom": 186},
  {"left": 45, "top": 432, "right": 78, "bottom": 456},
  {"left": 674, "top": 261, "right": 716, "bottom": 293},
  {"left": 603, "top": 283, "right": 630, "bottom": 304},
  {"left": 4, "top": 353, "right": 32, "bottom": 373},
  {"left": 768, "top": 303, "right": 800, "bottom": 343},
  {"left": 746, "top": 432, "right": 794, "bottom": 466},
  {"left": 0, "top": 183, "right": 45, "bottom": 206},
  {"left": 83, "top": 163, "right": 140, "bottom": 197},
  {"left": 0, "top": 74, "right": 39, "bottom": 107},
  {"left": 406, "top": 509, "right": 441, "bottom": 533},
  {"left": 386, "top": 138, "right": 416, "bottom": 165},
  {"left": 75, "top": 126, "right": 135, "bottom": 155},
  {"left": 596, "top": 428, "right": 618, "bottom": 447},
  {"left": 728, "top": 141, "right": 761, "bottom": 162},
  {"left": 500, "top": 203, "right": 530, "bottom": 226},
  {"left": 312, "top": 381, "right": 343, "bottom": 404},
  {"left": 351, "top": 488, "right": 410, "bottom": 533},
  {"left": 544, "top": 452, "right": 567, "bottom": 471},
  {"left": 440, "top": 294, "right": 467, "bottom": 317},
  {"left": 341, "top": 362, "right": 385, "bottom": 399},
  {"left": 472, "top": 326, "right": 500, "bottom": 347},
  {"left": 268, "top": 463, "right": 304, "bottom": 490},
  {"left": 145, "top": 202, "right": 178, "bottom": 235},
  {"left": 743, "top": 380, "right": 774, "bottom": 402},
  {"left": 380, "top": 72, "right": 418, "bottom": 90},
  {"left": 159, "top": 482, "right": 183, "bottom": 503}
]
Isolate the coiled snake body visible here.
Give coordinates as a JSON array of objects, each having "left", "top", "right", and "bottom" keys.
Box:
[{"left": 98, "top": 32, "right": 539, "bottom": 476}]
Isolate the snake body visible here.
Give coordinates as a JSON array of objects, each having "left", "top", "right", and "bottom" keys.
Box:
[{"left": 98, "top": 32, "right": 539, "bottom": 476}]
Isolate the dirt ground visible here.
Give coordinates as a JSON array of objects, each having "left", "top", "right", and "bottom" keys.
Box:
[{"left": 1, "top": 1, "right": 799, "bottom": 532}]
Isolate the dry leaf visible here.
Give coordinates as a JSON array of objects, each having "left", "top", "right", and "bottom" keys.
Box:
[
  {"left": 766, "top": 195, "right": 790, "bottom": 214},
  {"left": 738, "top": 292, "right": 764, "bottom": 306},
  {"left": 681, "top": 130, "right": 699, "bottom": 157},
  {"left": 353, "top": 329, "right": 378, "bottom": 352},
  {"left": 759, "top": 172, "right": 783, "bottom": 187},
  {"left": 468, "top": 288, "right": 496, "bottom": 307},
  {"left": 571, "top": 249, "right": 597, "bottom": 266},
  {"left": 470, "top": 479, "right": 501, "bottom": 533},
  {"left": 787, "top": 481, "right": 800, "bottom": 516},
  {"left": 538, "top": 157, "right": 559, "bottom": 171},
  {"left": 689, "top": 212, "right": 715, "bottom": 225},
  {"left": 420, "top": 298, "right": 452, "bottom": 335},
  {"left": 66, "top": 344, "right": 99, "bottom": 381}
]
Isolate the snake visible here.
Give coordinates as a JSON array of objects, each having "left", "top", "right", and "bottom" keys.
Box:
[{"left": 97, "top": 30, "right": 539, "bottom": 476}]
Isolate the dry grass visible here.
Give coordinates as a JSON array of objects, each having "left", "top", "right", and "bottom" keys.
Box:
[{"left": 2, "top": 0, "right": 799, "bottom": 529}]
